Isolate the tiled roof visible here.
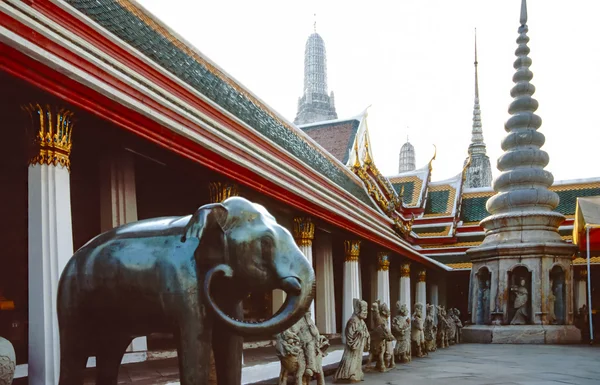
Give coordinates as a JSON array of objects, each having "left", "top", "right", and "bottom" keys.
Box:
[
  {"left": 572, "top": 257, "right": 600, "bottom": 265},
  {"left": 300, "top": 120, "right": 360, "bottom": 164},
  {"left": 446, "top": 262, "right": 472, "bottom": 269},
  {"left": 423, "top": 173, "right": 462, "bottom": 217},
  {"left": 65, "top": 0, "right": 376, "bottom": 210},
  {"left": 461, "top": 196, "right": 490, "bottom": 223},
  {"left": 412, "top": 226, "right": 451, "bottom": 237},
  {"left": 388, "top": 163, "right": 431, "bottom": 208}
]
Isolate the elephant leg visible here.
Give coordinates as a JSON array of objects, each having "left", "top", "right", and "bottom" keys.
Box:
[
  {"left": 58, "top": 328, "right": 88, "bottom": 385},
  {"left": 95, "top": 335, "right": 131, "bottom": 385},
  {"left": 177, "top": 303, "right": 213, "bottom": 385},
  {"left": 213, "top": 301, "right": 243, "bottom": 385}
]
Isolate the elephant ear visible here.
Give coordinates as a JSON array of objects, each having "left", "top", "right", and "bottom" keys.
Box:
[{"left": 181, "top": 203, "right": 229, "bottom": 243}]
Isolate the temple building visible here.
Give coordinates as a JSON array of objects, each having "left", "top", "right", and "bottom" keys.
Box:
[
  {"left": 0, "top": 0, "right": 598, "bottom": 383},
  {"left": 293, "top": 28, "right": 338, "bottom": 125}
]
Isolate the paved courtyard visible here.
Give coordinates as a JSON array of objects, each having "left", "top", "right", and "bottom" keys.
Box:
[{"left": 324, "top": 344, "right": 600, "bottom": 385}]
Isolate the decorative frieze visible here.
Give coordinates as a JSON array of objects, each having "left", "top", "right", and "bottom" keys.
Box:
[
  {"left": 344, "top": 240, "right": 361, "bottom": 262},
  {"left": 22, "top": 103, "right": 74, "bottom": 171},
  {"left": 208, "top": 181, "right": 239, "bottom": 203}
]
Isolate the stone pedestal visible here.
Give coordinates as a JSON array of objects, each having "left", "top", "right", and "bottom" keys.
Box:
[
  {"left": 342, "top": 241, "right": 361, "bottom": 342},
  {"left": 399, "top": 263, "right": 411, "bottom": 311},
  {"left": 315, "top": 232, "right": 336, "bottom": 334},
  {"left": 462, "top": 325, "right": 581, "bottom": 344}
]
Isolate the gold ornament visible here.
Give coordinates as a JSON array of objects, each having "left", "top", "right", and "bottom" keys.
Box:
[
  {"left": 208, "top": 181, "right": 239, "bottom": 203},
  {"left": 377, "top": 252, "right": 390, "bottom": 271},
  {"left": 418, "top": 269, "right": 427, "bottom": 282},
  {"left": 344, "top": 240, "right": 361, "bottom": 262},
  {"left": 400, "top": 263, "right": 411, "bottom": 277},
  {"left": 293, "top": 217, "right": 314, "bottom": 247},
  {"left": 578, "top": 268, "right": 588, "bottom": 280},
  {"left": 22, "top": 103, "right": 74, "bottom": 171}
]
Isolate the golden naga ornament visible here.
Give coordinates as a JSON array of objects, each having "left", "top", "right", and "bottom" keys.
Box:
[
  {"left": 377, "top": 252, "right": 390, "bottom": 271},
  {"left": 208, "top": 181, "right": 239, "bottom": 203},
  {"left": 344, "top": 240, "right": 361, "bottom": 262},
  {"left": 293, "top": 217, "right": 314, "bottom": 247},
  {"left": 22, "top": 103, "right": 74, "bottom": 171},
  {"left": 400, "top": 263, "right": 411, "bottom": 277}
]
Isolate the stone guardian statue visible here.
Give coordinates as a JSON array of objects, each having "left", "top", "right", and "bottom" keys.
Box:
[
  {"left": 365, "top": 301, "right": 394, "bottom": 373},
  {"left": 334, "top": 299, "right": 370, "bottom": 383},
  {"left": 411, "top": 303, "right": 427, "bottom": 358},
  {"left": 436, "top": 306, "right": 449, "bottom": 349},
  {"left": 391, "top": 302, "right": 411, "bottom": 363},
  {"left": 424, "top": 304, "right": 437, "bottom": 353},
  {"left": 510, "top": 278, "right": 529, "bottom": 325}
]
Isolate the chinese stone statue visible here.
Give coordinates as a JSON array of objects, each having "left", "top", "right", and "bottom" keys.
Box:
[
  {"left": 423, "top": 304, "right": 437, "bottom": 353},
  {"left": 552, "top": 272, "right": 566, "bottom": 325},
  {"left": 276, "top": 311, "right": 329, "bottom": 385},
  {"left": 476, "top": 279, "right": 491, "bottom": 324},
  {"left": 446, "top": 308, "right": 457, "bottom": 345},
  {"left": 0, "top": 336, "right": 16, "bottom": 385},
  {"left": 379, "top": 302, "right": 395, "bottom": 369},
  {"left": 411, "top": 303, "right": 427, "bottom": 358},
  {"left": 391, "top": 302, "right": 411, "bottom": 363},
  {"left": 450, "top": 309, "right": 463, "bottom": 344},
  {"left": 365, "top": 301, "right": 394, "bottom": 372},
  {"left": 510, "top": 278, "right": 529, "bottom": 325},
  {"left": 436, "top": 306, "right": 449, "bottom": 349},
  {"left": 334, "top": 299, "right": 370, "bottom": 383}
]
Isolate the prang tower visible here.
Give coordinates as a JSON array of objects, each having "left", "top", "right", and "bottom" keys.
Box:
[{"left": 294, "top": 27, "right": 338, "bottom": 125}]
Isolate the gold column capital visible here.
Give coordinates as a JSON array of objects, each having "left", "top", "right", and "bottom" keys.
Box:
[
  {"left": 22, "top": 103, "right": 74, "bottom": 172},
  {"left": 377, "top": 252, "right": 390, "bottom": 271},
  {"left": 293, "top": 217, "right": 314, "bottom": 247},
  {"left": 400, "top": 262, "right": 411, "bottom": 277},
  {"left": 578, "top": 268, "right": 588, "bottom": 281},
  {"left": 208, "top": 181, "right": 239, "bottom": 203},
  {"left": 344, "top": 240, "right": 361, "bottom": 262},
  {"left": 418, "top": 269, "right": 427, "bottom": 282}
]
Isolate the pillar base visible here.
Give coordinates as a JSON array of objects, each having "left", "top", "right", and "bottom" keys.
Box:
[{"left": 462, "top": 325, "right": 581, "bottom": 344}]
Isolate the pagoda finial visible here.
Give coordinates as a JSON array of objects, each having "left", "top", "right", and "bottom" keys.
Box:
[
  {"left": 474, "top": 28, "right": 479, "bottom": 99},
  {"left": 520, "top": 0, "right": 527, "bottom": 26},
  {"left": 468, "top": 28, "right": 486, "bottom": 156},
  {"left": 313, "top": 13, "right": 317, "bottom": 33}
]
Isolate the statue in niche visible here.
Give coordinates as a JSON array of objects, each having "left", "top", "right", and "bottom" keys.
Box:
[
  {"left": 379, "top": 302, "right": 395, "bottom": 369},
  {"left": 423, "top": 304, "right": 437, "bottom": 353},
  {"left": 391, "top": 302, "right": 411, "bottom": 363},
  {"left": 477, "top": 277, "right": 491, "bottom": 324},
  {"left": 365, "top": 301, "right": 394, "bottom": 372},
  {"left": 510, "top": 278, "right": 529, "bottom": 325},
  {"left": 411, "top": 303, "right": 427, "bottom": 358},
  {"left": 334, "top": 299, "right": 370, "bottom": 383},
  {"left": 276, "top": 311, "right": 329, "bottom": 385},
  {"left": 436, "top": 306, "right": 449, "bottom": 349},
  {"left": 552, "top": 270, "right": 566, "bottom": 325},
  {"left": 450, "top": 309, "right": 463, "bottom": 344}
]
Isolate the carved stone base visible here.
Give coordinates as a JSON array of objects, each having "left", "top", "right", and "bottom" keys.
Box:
[{"left": 462, "top": 325, "right": 581, "bottom": 344}]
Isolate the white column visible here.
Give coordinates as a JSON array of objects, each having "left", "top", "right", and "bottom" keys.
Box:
[
  {"left": 315, "top": 232, "right": 336, "bottom": 334},
  {"left": 429, "top": 283, "right": 439, "bottom": 324},
  {"left": 399, "top": 263, "right": 411, "bottom": 311},
  {"left": 99, "top": 150, "right": 147, "bottom": 353},
  {"left": 293, "top": 217, "right": 315, "bottom": 322},
  {"left": 376, "top": 252, "right": 391, "bottom": 327},
  {"left": 575, "top": 268, "right": 588, "bottom": 311},
  {"left": 25, "top": 104, "right": 75, "bottom": 385},
  {"left": 416, "top": 269, "right": 427, "bottom": 307},
  {"left": 342, "top": 240, "right": 361, "bottom": 342}
]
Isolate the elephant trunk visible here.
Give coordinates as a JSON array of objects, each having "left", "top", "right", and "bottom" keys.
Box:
[{"left": 203, "top": 256, "right": 315, "bottom": 337}]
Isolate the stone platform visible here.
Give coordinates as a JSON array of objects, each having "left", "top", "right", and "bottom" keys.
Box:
[{"left": 463, "top": 325, "right": 581, "bottom": 344}]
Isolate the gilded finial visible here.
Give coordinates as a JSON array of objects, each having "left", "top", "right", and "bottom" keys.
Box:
[
  {"left": 363, "top": 131, "right": 373, "bottom": 165},
  {"left": 352, "top": 136, "right": 361, "bottom": 169}
]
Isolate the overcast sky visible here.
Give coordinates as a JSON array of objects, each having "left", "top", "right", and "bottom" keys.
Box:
[{"left": 137, "top": 0, "right": 599, "bottom": 183}]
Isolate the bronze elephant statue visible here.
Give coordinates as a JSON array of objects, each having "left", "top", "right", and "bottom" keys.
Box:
[{"left": 57, "top": 197, "right": 315, "bottom": 385}]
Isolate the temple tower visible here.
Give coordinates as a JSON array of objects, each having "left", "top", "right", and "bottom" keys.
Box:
[
  {"left": 294, "top": 25, "right": 338, "bottom": 125},
  {"left": 398, "top": 139, "right": 416, "bottom": 173},
  {"left": 464, "top": 30, "right": 492, "bottom": 188},
  {"left": 464, "top": 0, "right": 579, "bottom": 343}
]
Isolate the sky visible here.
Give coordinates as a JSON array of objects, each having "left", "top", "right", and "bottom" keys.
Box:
[{"left": 136, "top": 0, "right": 600, "bottom": 183}]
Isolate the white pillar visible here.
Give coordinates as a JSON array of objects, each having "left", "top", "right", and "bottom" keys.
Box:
[
  {"left": 99, "top": 150, "right": 147, "bottom": 353},
  {"left": 293, "top": 217, "right": 315, "bottom": 322},
  {"left": 25, "top": 104, "right": 75, "bottom": 385},
  {"left": 376, "top": 252, "right": 391, "bottom": 327},
  {"left": 416, "top": 269, "right": 427, "bottom": 306},
  {"left": 575, "top": 268, "right": 588, "bottom": 311},
  {"left": 342, "top": 240, "right": 361, "bottom": 342},
  {"left": 429, "top": 283, "right": 439, "bottom": 324},
  {"left": 315, "top": 232, "right": 336, "bottom": 334},
  {"left": 399, "top": 263, "right": 411, "bottom": 311}
]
